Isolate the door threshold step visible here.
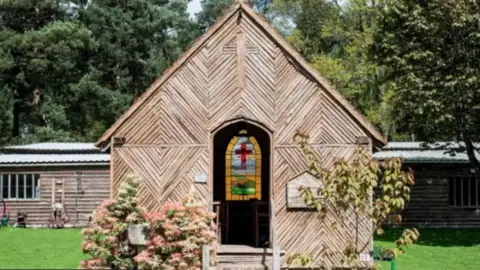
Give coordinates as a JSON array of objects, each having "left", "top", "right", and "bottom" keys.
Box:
[{"left": 213, "top": 265, "right": 269, "bottom": 270}]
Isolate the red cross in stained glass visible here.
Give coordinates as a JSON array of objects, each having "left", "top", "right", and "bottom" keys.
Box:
[{"left": 235, "top": 143, "right": 252, "bottom": 170}]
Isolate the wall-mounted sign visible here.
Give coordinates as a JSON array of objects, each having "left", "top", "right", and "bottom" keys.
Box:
[
  {"left": 287, "top": 172, "right": 323, "bottom": 209},
  {"left": 360, "top": 253, "right": 372, "bottom": 262},
  {"left": 194, "top": 173, "right": 208, "bottom": 183}
]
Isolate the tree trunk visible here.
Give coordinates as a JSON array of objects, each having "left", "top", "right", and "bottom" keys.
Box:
[
  {"left": 464, "top": 139, "right": 480, "bottom": 172},
  {"left": 12, "top": 99, "right": 20, "bottom": 138}
]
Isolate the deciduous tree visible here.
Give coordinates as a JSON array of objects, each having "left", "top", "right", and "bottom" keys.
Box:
[
  {"left": 291, "top": 132, "right": 418, "bottom": 268},
  {"left": 371, "top": 0, "right": 480, "bottom": 169}
]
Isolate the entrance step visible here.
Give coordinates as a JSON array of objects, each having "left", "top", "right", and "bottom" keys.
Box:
[
  {"left": 216, "top": 245, "right": 284, "bottom": 270},
  {"left": 217, "top": 253, "right": 272, "bottom": 266},
  {"left": 214, "top": 264, "right": 269, "bottom": 270}
]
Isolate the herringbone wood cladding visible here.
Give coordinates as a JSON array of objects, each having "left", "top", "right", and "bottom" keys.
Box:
[{"left": 109, "top": 6, "right": 374, "bottom": 268}]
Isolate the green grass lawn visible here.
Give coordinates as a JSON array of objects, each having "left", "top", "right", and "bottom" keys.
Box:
[
  {"left": 1, "top": 227, "right": 480, "bottom": 269},
  {"left": 0, "top": 227, "right": 87, "bottom": 269},
  {"left": 376, "top": 228, "right": 480, "bottom": 270}
]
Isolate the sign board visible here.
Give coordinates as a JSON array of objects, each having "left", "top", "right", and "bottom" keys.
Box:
[
  {"left": 195, "top": 173, "right": 208, "bottom": 183},
  {"left": 360, "top": 253, "right": 372, "bottom": 262},
  {"left": 286, "top": 172, "right": 323, "bottom": 209}
]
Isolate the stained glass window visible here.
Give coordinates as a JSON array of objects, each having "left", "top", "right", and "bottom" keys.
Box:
[{"left": 226, "top": 130, "right": 262, "bottom": 201}]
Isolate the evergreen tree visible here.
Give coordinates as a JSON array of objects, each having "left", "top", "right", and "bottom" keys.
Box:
[
  {"left": 79, "top": 0, "right": 193, "bottom": 99},
  {"left": 0, "top": 0, "right": 96, "bottom": 142},
  {"left": 72, "top": 0, "right": 195, "bottom": 140},
  {"left": 195, "top": 0, "right": 272, "bottom": 33}
]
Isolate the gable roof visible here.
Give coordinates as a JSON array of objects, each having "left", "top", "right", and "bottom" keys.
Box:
[
  {"left": 374, "top": 141, "right": 480, "bottom": 163},
  {"left": 95, "top": 1, "right": 385, "bottom": 147},
  {"left": 0, "top": 142, "right": 109, "bottom": 166},
  {"left": 3, "top": 142, "right": 98, "bottom": 152}
]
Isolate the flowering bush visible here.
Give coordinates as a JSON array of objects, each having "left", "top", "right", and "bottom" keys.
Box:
[
  {"left": 80, "top": 174, "right": 145, "bottom": 269},
  {"left": 134, "top": 190, "right": 217, "bottom": 270},
  {"left": 79, "top": 174, "right": 217, "bottom": 270}
]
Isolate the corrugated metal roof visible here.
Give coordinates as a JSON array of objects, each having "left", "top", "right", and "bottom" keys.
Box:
[
  {"left": 382, "top": 141, "right": 480, "bottom": 150},
  {"left": 3, "top": 142, "right": 98, "bottom": 151},
  {"left": 0, "top": 153, "right": 110, "bottom": 165},
  {"left": 374, "top": 142, "right": 480, "bottom": 163}
]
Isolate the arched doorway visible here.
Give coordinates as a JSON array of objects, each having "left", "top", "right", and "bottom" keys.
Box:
[{"left": 213, "top": 121, "right": 270, "bottom": 247}]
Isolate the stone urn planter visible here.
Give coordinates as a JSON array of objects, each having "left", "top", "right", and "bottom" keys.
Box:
[{"left": 128, "top": 223, "right": 150, "bottom": 246}]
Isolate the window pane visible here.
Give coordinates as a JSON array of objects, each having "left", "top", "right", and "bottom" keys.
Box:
[
  {"left": 34, "top": 174, "right": 40, "bottom": 199},
  {"left": 225, "top": 133, "right": 262, "bottom": 201},
  {"left": 449, "top": 178, "right": 455, "bottom": 206},
  {"left": 26, "top": 175, "right": 33, "bottom": 199},
  {"left": 469, "top": 177, "right": 477, "bottom": 206},
  {"left": 231, "top": 137, "right": 258, "bottom": 199},
  {"left": 1, "top": 175, "right": 7, "bottom": 199},
  {"left": 462, "top": 177, "right": 470, "bottom": 206},
  {"left": 17, "top": 175, "right": 25, "bottom": 199},
  {"left": 454, "top": 178, "right": 462, "bottom": 206},
  {"left": 9, "top": 174, "right": 16, "bottom": 199},
  {"left": 478, "top": 178, "right": 480, "bottom": 206}
]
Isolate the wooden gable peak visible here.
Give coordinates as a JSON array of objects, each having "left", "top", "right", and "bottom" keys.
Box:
[{"left": 95, "top": 1, "right": 385, "bottom": 147}]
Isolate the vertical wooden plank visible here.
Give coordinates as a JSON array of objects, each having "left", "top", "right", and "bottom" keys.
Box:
[
  {"left": 202, "top": 245, "right": 210, "bottom": 270},
  {"left": 51, "top": 178, "right": 55, "bottom": 205},
  {"left": 273, "top": 245, "right": 281, "bottom": 270},
  {"left": 237, "top": 30, "right": 245, "bottom": 89},
  {"left": 271, "top": 198, "right": 280, "bottom": 270},
  {"left": 110, "top": 137, "right": 115, "bottom": 199}
]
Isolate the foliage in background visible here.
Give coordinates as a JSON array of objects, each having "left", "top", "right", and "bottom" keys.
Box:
[
  {"left": 291, "top": 132, "right": 419, "bottom": 268},
  {"left": 195, "top": 0, "right": 273, "bottom": 34},
  {"left": 271, "top": 0, "right": 404, "bottom": 140},
  {"left": 371, "top": 0, "right": 480, "bottom": 169},
  {"left": 73, "top": 0, "right": 195, "bottom": 140},
  {"left": 134, "top": 189, "right": 217, "bottom": 269},
  {"left": 0, "top": 0, "right": 195, "bottom": 145},
  {"left": 80, "top": 174, "right": 145, "bottom": 269},
  {"left": 2, "top": 0, "right": 478, "bottom": 152},
  {"left": 0, "top": 0, "right": 97, "bottom": 143}
]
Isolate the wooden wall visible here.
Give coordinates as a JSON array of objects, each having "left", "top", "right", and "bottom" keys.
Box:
[
  {"left": 108, "top": 7, "right": 374, "bottom": 268},
  {"left": 399, "top": 164, "right": 480, "bottom": 227},
  {"left": 1, "top": 166, "right": 109, "bottom": 226}
]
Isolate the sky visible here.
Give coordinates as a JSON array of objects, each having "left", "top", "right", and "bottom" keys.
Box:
[{"left": 187, "top": 0, "right": 202, "bottom": 18}]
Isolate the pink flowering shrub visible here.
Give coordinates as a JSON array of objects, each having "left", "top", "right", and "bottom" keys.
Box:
[
  {"left": 134, "top": 190, "right": 217, "bottom": 270},
  {"left": 79, "top": 174, "right": 145, "bottom": 269},
  {"left": 79, "top": 174, "right": 217, "bottom": 270}
]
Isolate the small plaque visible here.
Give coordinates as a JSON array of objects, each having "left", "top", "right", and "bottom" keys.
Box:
[
  {"left": 195, "top": 173, "right": 208, "bottom": 183},
  {"left": 287, "top": 172, "right": 323, "bottom": 209},
  {"left": 360, "top": 253, "right": 372, "bottom": 262}
]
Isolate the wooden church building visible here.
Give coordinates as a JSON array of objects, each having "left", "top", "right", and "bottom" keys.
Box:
[{"left": 96, "top": 1, "right": 385, "bottom": 268}]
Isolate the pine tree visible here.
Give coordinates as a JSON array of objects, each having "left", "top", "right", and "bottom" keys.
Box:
[
  {"left": 68, "top": 0, "right": 196, "bottom": 140},
  {"left": 0, "top": 0, "right": 96, "bottom": 141},
  {"left": 79, "top": 0, "right": 193, "bottom": 99}
]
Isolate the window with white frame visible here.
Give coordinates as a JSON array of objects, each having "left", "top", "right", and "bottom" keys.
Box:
[
  {"left": 449, "top": 177, "right": 480, "bottom": 207},
  {"left": 0, "top": 174, "right": 40, "bottom": 200}
]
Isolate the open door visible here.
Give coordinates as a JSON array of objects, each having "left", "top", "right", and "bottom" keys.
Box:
[{"left": 213, "top": 121, "right": 271, "bottom": 247}]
